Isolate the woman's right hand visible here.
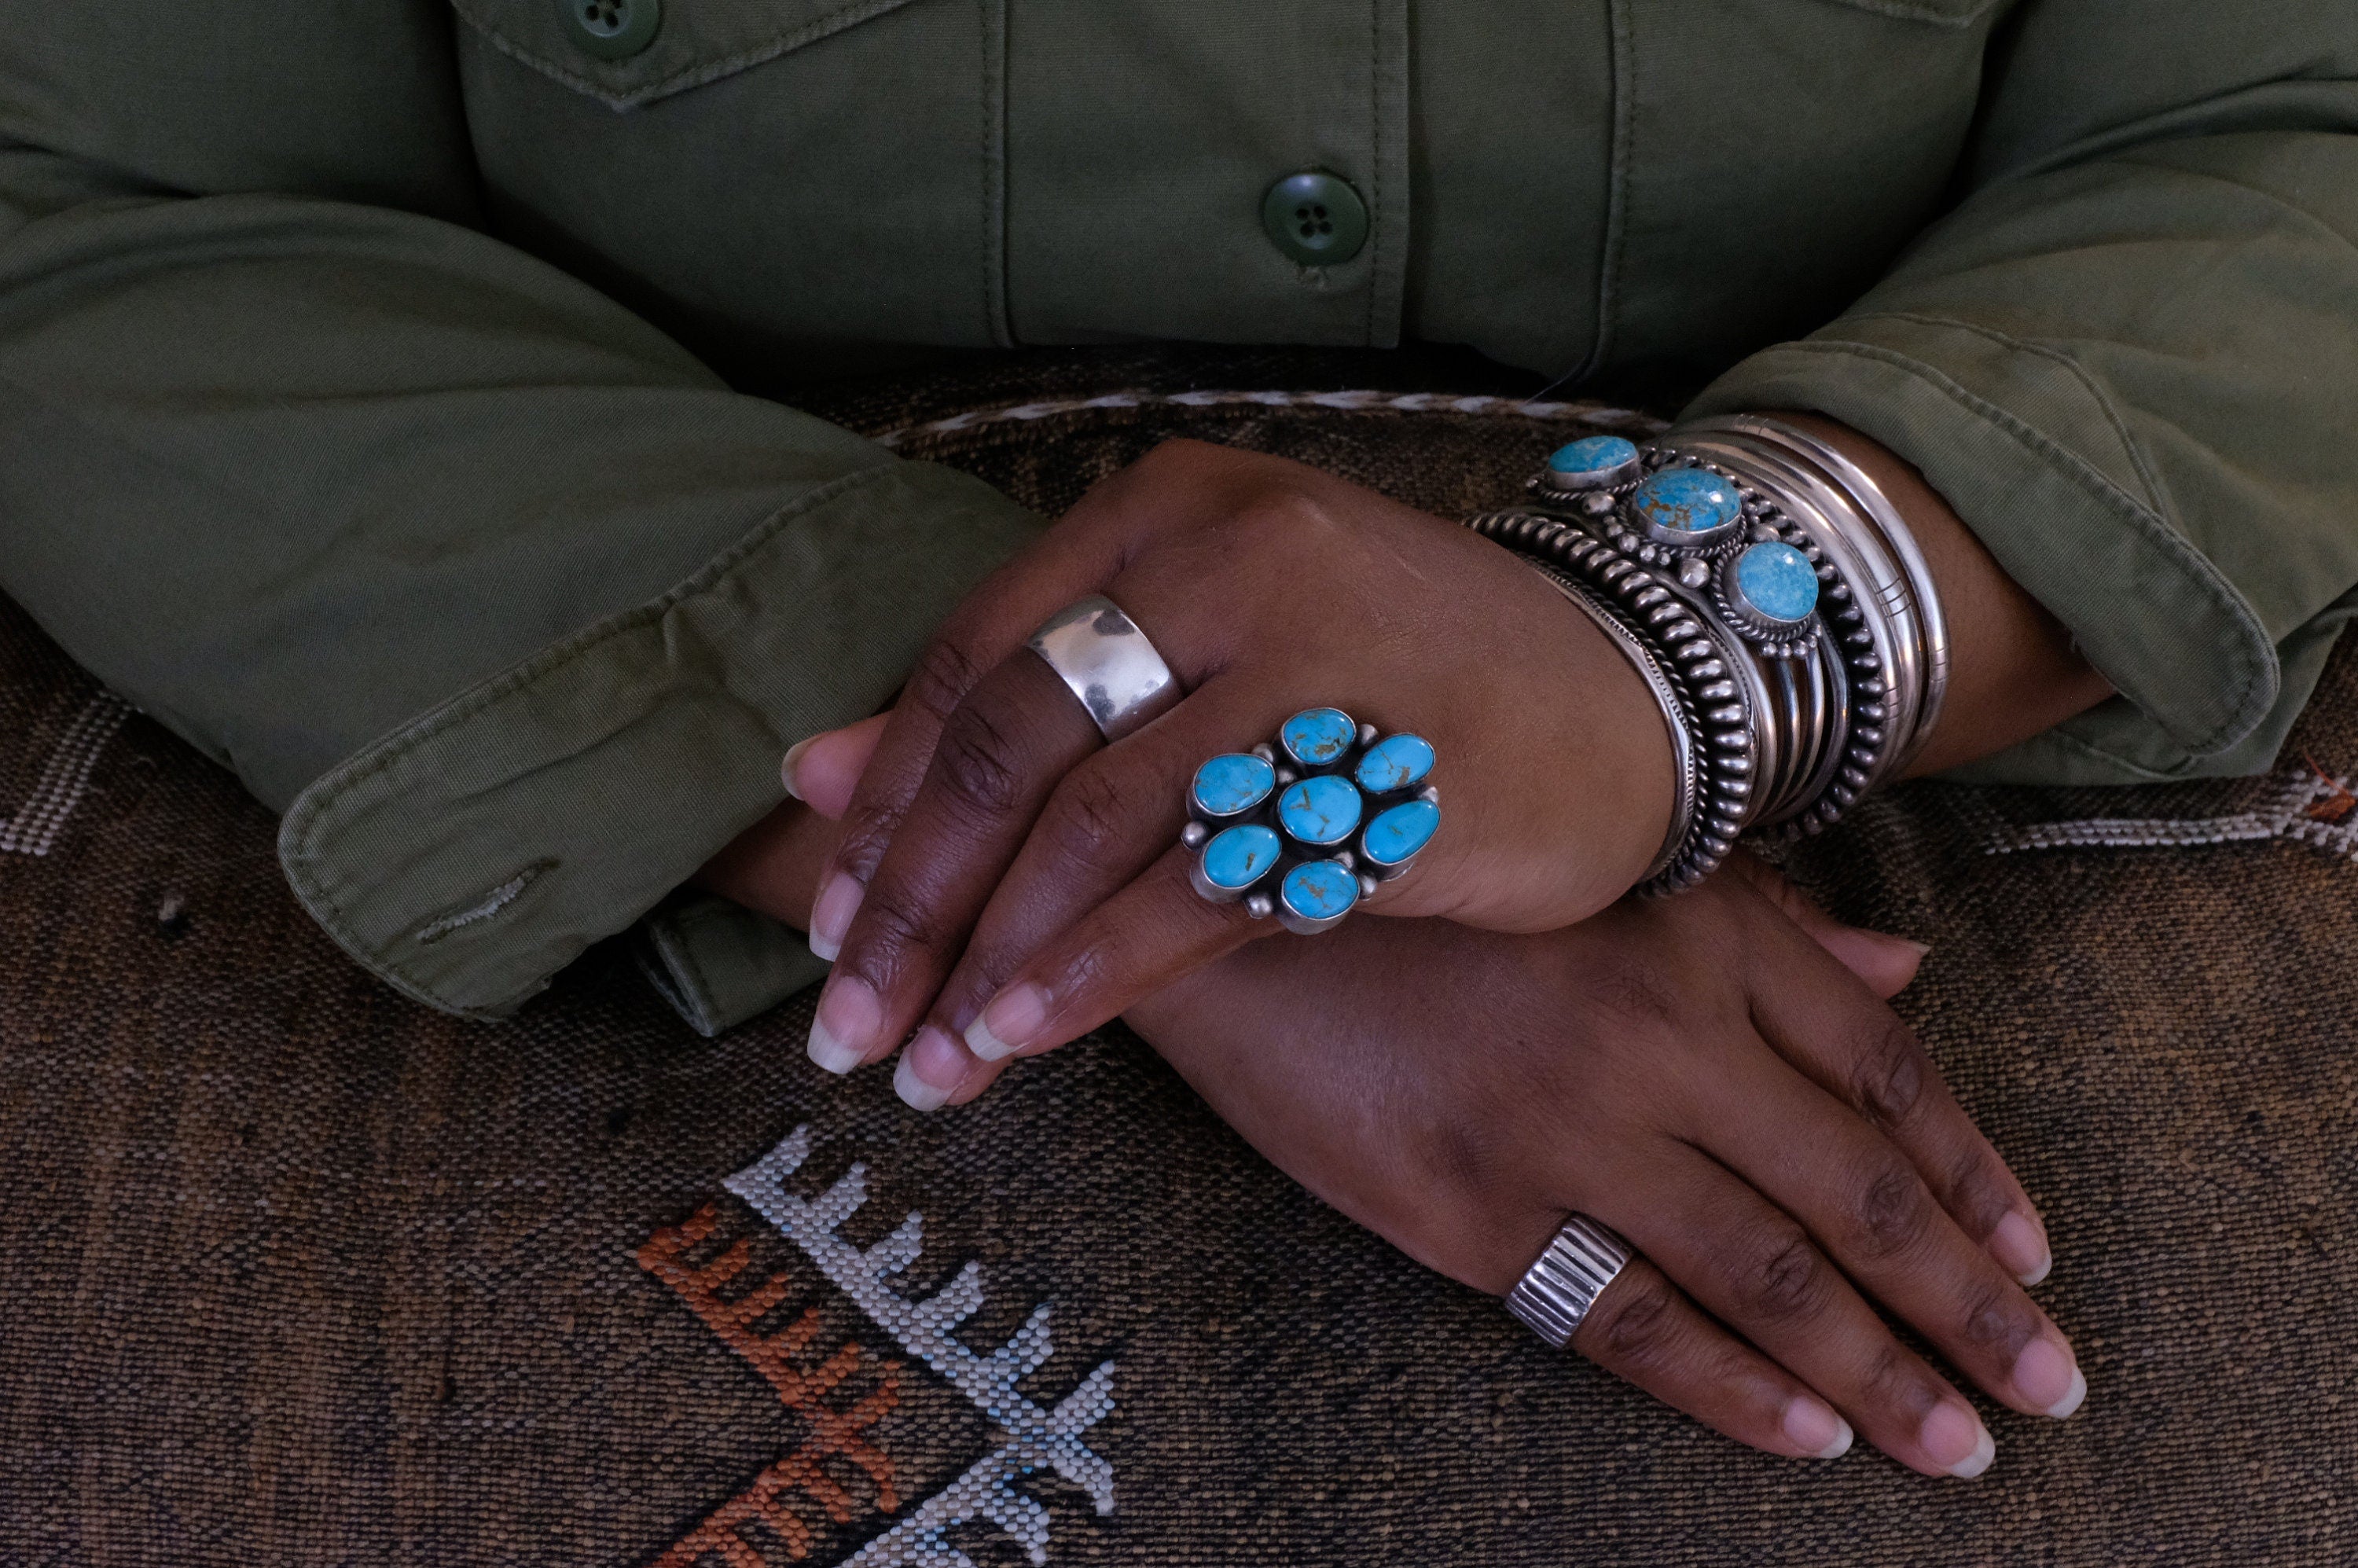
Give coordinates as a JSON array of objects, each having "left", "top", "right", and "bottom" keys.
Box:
[{"left": 1122, "top": 861, "right": 2081, "bottom": 1475}]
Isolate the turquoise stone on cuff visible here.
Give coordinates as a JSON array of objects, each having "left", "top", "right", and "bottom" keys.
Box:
[
  {"left": 1280, "top": 707, "right": 1357, "bottom": 766},
  {"left": 1547, "top": 435, "right": 1639, "bottom": 479},
  {"left": 1281, "top": 860, "right": 1360, "bottom": 922},
  {"left": 1279, "top": 774, "right": 1362, "bottom": 846},
  {"left": 1734, "top": 540, "right": 1820, "bottom": 622},
  {"left": 1191, "top": 752, "right": 1276, "bottom": 816},
  {"left": 1353, "top": 733, "right": 1434, "bottom": 795},
  {"left": 1200, "top": 824, "right": 1281, "bottom": 890},
  {"left": 1362, "top": 799, "right": 1440, "bottom": 867},
  {"left": 1629, "top": 467, "right": 1740, "bottom": 534}
]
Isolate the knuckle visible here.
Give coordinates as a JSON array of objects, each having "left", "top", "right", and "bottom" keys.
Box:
[
  {"left": 932, "top": 702, "right": 1028, "bottom": 818},
  {"left": 1588, "top": 1269, "right": 1685, "bottom": 1368},
  {"left": 1732, "top": 1228, "right": 1827, "bottom": 1324},
  {"left": 1846, "top": 1155, "right": 1937, "bottom": 1264},
  {"left": 1939, "top": 1148, "right": 2014, "bottom": 1238},
  {"left": 1041, "top": 764, "right": 1132, "bottom": 871},
  {"left": 906, "top": 635, "right": 991, "bottom": 728},
  {"left": 849, "top": 884, "right": 942, "bottom": 966},
  {"left": 832, "top": 809, "right": 900, "bottom": 882},
  {"left": 1577, "top": 955, "right": 1683, "bottom": 1031},
  {"left": 1857, "top": 1341, "right": 1925, "bottom": 1413},
  {"left": 1954, "top": 1276, "right": 2032, "bottom": 1357},
  {"left": 1849, "top": 1019, "right": 1928, "bottom": 1129}
]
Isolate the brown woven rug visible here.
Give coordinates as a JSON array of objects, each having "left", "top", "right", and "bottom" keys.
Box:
[{"left": 3, "top": 348, "right": 2352, "bottom": 1566}]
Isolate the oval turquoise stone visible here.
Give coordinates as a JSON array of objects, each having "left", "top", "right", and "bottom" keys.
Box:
[
  {"left": 1548, "top": 435, "right": 1638, "bottom": 478},
  {"left": 1353, "top": 733, "right": 1434, "bottom": 795},
  {"left": 1191, "top": 752, "right": 1276, "bottom": 816},
  {"left": 1281, "top": 859, "right": 1360, "bottom": 922},
  {"left": 1201, "top": 824, "right": 1281, "bottom": 890},
  {"left": 1362, "top": 799, "right": 1440, "bottom": 866},
  {"left": 1734, "top": 540, "right": 1820, "bottom": 622},
  {"left": 1629, "top": 467, "right": 1740, "bottom": 534},
  {"left": 1278, "top": 774, "right": 1362, "bottom": 846},
  {"left": 1280, "top": 707, "right": 1357, "bottom": 766}
]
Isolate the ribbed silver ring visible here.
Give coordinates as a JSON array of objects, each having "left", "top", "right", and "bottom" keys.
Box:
[
  {"left": 1025, "top": 594, "right": 1181, "bottom": 741},
  {"left": 1506, "top": 1215, "right": 1633, "bottom": 1350}
]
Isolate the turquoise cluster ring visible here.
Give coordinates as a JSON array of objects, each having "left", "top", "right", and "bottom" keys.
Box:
[{"left": 1181, "top": 707, "right": 1439, "bottom": 935}]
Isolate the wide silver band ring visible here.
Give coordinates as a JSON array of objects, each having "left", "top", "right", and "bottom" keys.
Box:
[
  {"left": 1026, "top": 594, "right": 1181, "bottom": 741},
  {"left": 1505, "top": 1215, "right": 1633, "bottom": 1349}
]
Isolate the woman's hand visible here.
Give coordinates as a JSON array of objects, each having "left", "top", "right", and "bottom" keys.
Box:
[
  {"left": 1124, "top": 867, "right": 2077, "bottom": 1476},
  {"left": 780, "top": 439, "right": 1676, "bottom": 1091}
]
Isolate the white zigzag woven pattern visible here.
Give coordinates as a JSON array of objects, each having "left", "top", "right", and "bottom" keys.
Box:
[
  {"left": 725, "top": 1127, "right": 1117, "bottom": 1568},
  {"left": 1, "top": 690, "right": 130, "bottom": 857},
  {"left": 872, "top": 387, "right": 1669, "bottom": 449},
  {"left": 1985, "top": 766, "right": 2358, "bottom": 864}
]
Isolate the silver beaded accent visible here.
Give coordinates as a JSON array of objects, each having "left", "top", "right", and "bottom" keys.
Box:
[{"left": 1505, "top": 1216, "right": 1633, "bottom": 1350}]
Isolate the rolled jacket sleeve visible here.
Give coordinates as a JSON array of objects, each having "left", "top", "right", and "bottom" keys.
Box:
[
  {"left": 0, "top": 9, "right": 1041, "bottom": 1021},
  {"left": 1685, "top": 0, "right": 2358, "bottom": 785}
]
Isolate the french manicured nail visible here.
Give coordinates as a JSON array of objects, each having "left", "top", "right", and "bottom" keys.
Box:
[
  {"left": 806, "top": 974, "right": 880, "bottom": 1075},
  {"left": 894, "top": 1026, "right": 969, "bottom": 1113},
  {"left": 966, "top": 982, "right": 1049, "bottom": 1061},
  {"left": 807, "top": 870, "right": 863, "bottom": 962},
  {"left": 1920, "top": 1401, "right": 1996, "bottom": 1479},
  {"left": 2012, "top": 1338, "right": 2086, "bottom": 1418},
  {"left": 1781, "top": 1396, "right": 1853, "bottom": 1460},
  {"left": 1991, "top": 1210, "right": 2052, "bottom": 1286},
  {"left": 1898, "top": 938, "right": 1934, "bottom": 959},
  {"left": 780, "top": 736, "right": 817, "bottom": 800}
]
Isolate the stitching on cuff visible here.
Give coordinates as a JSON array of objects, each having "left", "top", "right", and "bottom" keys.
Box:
[
  {"left": 1736, "top": 335, "right": 2276, "bottom": 755},
  {"left": 276, "top": 458, "right": 909, "bottom": 1011},
  {"left": 1837, "top": 310, "right": 2175, "bottom": 514}
]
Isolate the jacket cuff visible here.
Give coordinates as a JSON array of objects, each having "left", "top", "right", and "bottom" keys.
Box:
[
  {"left": 1684, "top": 311, "right": 2282, "bottom": 779},
  {"left": 277, "top": 459, "right": 1040, "bottom": 1020},
  {"left": 637, "top": 893, "right": 824, "bottom": 1037}
]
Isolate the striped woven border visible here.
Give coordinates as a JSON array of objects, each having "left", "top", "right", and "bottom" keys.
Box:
[{"left": 872, "top": 387, "right": 1669, "bottom": 449}]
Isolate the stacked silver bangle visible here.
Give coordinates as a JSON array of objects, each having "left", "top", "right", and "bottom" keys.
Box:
[{"left": 1469, "top": 414, "right": 1948, "bottom": 894}]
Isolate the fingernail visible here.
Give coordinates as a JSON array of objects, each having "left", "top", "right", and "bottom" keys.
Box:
[
  {"left": 1920, "top": 1401, "right": 1996, "bottom": 1479},
  {"left": 1781, "top": 1396, "right": 1853, "bottom": 1460},
  {"left": 966, "top": 982, "right": 1049, "bottom": 1061},
  {"left": 894, "top": 1026, "right": 969, "bottom": 1113},
  {"left": 780, "top": 736, "right": 817, "bottom": 800},
  {"left": 806, "top": 975, "right": 880, "bottom": 1075},
  {"left": 807, "top": 870, "right": 863, "bottom": 963},
  {"left": 2011, "top": 1337, "right": 2085, "bottom": 1418},
  {"left": 1898, "top": 938, "right": 1934, "bottom": 959},
  {"left": 1991, "top": 1210, "right": 2051, "bottom": 1286}
]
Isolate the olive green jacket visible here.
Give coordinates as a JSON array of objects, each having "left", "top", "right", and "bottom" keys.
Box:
[{"left": 2, "top": 1, "right": 2353, "bottom": 1030}]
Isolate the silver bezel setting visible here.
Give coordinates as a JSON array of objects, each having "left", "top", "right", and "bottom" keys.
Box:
[{"left": 1181, "top": 711, "right": 1437, "bottom": 931}]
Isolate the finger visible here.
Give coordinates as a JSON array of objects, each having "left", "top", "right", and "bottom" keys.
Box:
[
  {"left": 1739, "top": 905, "right": 2053, "bottom": 1288},
  {"left": 1593, "top": 1150, "right": 1999, "bottom": 1478},
  {"left": 1721, "top": 850, "right": 1926, "bottom": 1000},
  {"left": 915, "top": 678, "right": 1278, "bottom": 1066},
  {"left": 810, "top": 531, "right": 1133, "bottom": 962},
  {"left": 807, "top": 651, "right": 1103, "bottom": 1075},
  {"left": 782, "top": 714, "right": 890, "bottom": 820},
  {"left": 891, "top": 1016, "right": 1008, "bottom": 1113},
  {"left": 962, "top": 843, "right": 1267, "bottom": 1063},
  {"left": 810, "top": 441, "right": 1247, "bottom": 962},
  {"left": 1697, "top": 1052, "right": 2087, "bottom": 1427},
  {"left": 1568, "top": 1254, "right": 1857, "bottom": 1461}
]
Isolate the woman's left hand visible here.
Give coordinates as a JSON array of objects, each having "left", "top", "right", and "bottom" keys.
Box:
[{"left": 780, "top": 438, "right": 1679, "bottom": 1092}]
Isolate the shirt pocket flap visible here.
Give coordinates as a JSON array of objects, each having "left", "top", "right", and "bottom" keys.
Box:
[{"left": 453, "top": 0, "right": 924, "bottom": 110}]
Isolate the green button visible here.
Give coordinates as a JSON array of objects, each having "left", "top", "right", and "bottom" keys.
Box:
[
  {"left": 1261, "top": 171, "right": 1369, "bottom": 267},
  {"left": 561, "top": 0, "right": 660, "bottom": 60}
]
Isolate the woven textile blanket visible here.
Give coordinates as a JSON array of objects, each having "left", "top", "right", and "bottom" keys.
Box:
[{"left": 2, "top": 349, "right": 2352, "bottom": 1566}]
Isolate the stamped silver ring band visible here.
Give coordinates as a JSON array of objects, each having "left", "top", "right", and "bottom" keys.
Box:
[
  {"left": 1506, "top": 1215, "right": 1633, "bottom": 1349},
  {"left": 1026, "top": 594, "right": 1181, "bottom": 741}
]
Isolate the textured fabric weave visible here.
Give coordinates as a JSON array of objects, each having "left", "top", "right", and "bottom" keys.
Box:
[{"left": 4, "top": 363, "right": 2353, "bottom": 1564}]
